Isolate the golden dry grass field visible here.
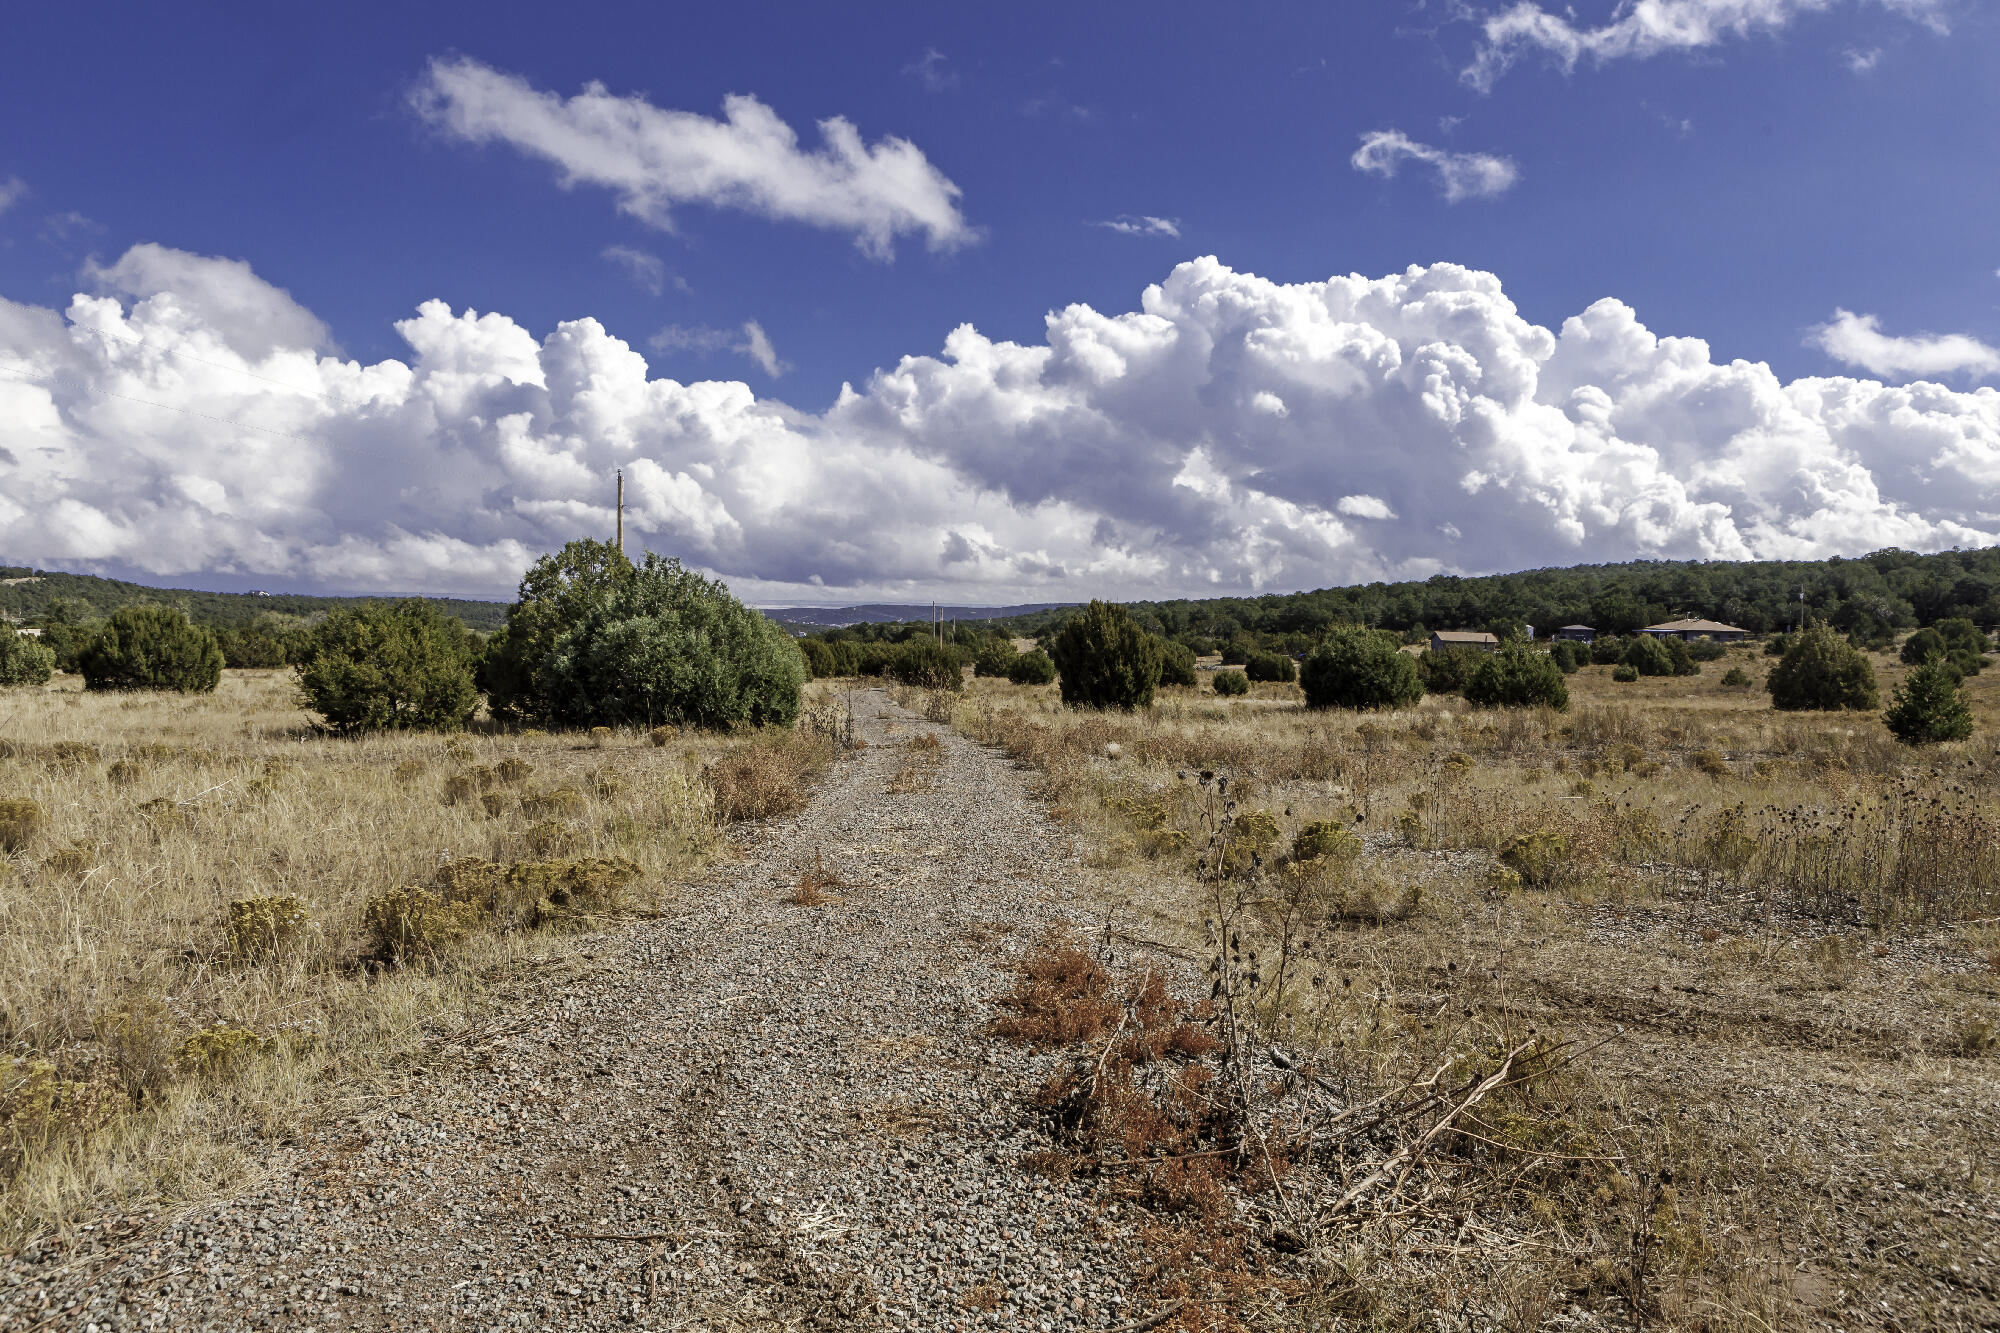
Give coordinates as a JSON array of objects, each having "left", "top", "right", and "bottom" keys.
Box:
[
  {"left": 933, "top": 644, "right": 2000, "bottom": 1331},
  {"left": 0, "top": 669, "right": 833, "bottom": 1248}
]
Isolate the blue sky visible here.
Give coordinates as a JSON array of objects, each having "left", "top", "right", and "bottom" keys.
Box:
[{"left": 2, "top": 1, "right": 1997, "bottom": 602}]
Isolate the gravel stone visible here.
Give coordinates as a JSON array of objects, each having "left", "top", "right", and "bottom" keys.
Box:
[{"left": 1, "top": 689, "right": 1161, "bottom": 1332}]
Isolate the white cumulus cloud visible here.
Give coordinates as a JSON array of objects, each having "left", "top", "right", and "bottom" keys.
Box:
[
  {"left": 1351, "top": 131, "right": 1519, "bottom": 202},
  {"left": 1811, "top": 309, "right": 2000, "bottom": 380},
  {"left": 1462, "top": 0, "right": 1948, "bottom": 90},
  {"left": 412, "top": 56, "right": 973, "bottom": 260},
  {"left": 2, "top": 246, "right": 1998, "bottom": 605},
  {"left": 1338, "top": 495, "right": 1397, "bottom": 521}
]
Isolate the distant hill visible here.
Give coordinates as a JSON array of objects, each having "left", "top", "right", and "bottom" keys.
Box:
[
  {"left": 941, "top": 548, "right": 2000, "bottom": 648},
  {"left": 0, "top": 570, "right": 1076, "bottom": 637},
  {"left": 761, "top": 602, "right": 1079, "bottom": 631},
  {"left": 0, "top": 567, "right": 510, "bottom": 632}
]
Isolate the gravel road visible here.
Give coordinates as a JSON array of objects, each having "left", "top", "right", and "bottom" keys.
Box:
[{"left": 2, "top": 689, "right": 1172, "bottom": 1333}]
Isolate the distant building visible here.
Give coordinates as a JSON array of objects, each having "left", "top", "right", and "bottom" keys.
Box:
[
  {"left": 1553, "top": 625, "right": 1597, "bottom": 643},
  {"left": 1430, "top": 630, "right": 1499, "bottom": 654},
  {"left": 1639, "top": 618, "right": 1747, "bottom": 643},
  {"left": 12, "top": 626, "right": 42, "bottom": 638}
]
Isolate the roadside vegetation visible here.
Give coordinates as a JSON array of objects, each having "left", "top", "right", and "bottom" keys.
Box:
[
  {"left": 899, "top": 625, "right": 1997, "bottom": 1330},
  {"left": 0, "top": 542, "right": 835, "bottom": 1245}
]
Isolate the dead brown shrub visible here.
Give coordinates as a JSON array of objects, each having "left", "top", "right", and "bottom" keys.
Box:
[
  {"left": 519, "top": 786, "right": 584, "bottom": 819},
  {"left": 704, "top": 733, "right": 830, "bottom": 823},
  {"left": 785, "top": 850, "right": 846, "bottom": 906},
  {"left": 0, "top": 799, "right": 45, "bottom": 853},
  {"left": 524, "top": 819, "right": 577, "bottom": 856},
  {"left": 991, "top": 936, "right": 1124, "bottom": 1047},
  {"left": 995, "top": 934, "right": 1237, "bottom": 1218}
]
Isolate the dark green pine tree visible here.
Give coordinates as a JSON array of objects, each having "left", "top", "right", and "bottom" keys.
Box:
[{"left": 1883, "top": 655, "right": 1974, "bottom": 745}]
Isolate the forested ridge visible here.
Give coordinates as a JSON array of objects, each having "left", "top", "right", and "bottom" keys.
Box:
[
  {"left": 809, "top": 547, "right": 2000, "bottom": 652},
  {"left": 0, "top": 566, "right": 508, "bottom": 632}
]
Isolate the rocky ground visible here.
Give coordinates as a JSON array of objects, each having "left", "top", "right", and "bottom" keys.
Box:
[{"left": 1, "top": 689, "right": 1179, "bottom": 1333}]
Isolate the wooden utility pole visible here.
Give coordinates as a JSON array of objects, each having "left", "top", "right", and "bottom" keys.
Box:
[{"left": 616, "top": 470, "right": 625, "bottom": 554}]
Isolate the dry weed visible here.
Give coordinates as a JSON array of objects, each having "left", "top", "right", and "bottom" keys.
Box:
[
  {"left": 785, "top": 850, "right": 846, "bottom": 906},
  {"left": 0, "top": 671, "right": 837, "bottom": 1242}
]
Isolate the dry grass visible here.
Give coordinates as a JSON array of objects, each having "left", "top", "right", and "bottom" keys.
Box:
[
  {"left": 703, "top": 729, "right": 834, "bottom": 823},
  {"left": 956, "top": 646, "right": 2000, "bottom": 1330},
  {"left": 785, "top": 850, "right": 846, "bottom": 907},
  {"left": 0, "top": 670, "right": 841, "bottom": 1244}
]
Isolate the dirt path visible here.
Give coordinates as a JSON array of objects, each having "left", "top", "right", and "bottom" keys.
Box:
[{"left": 3, "top": 690, "right": 1162, "bottom": 1333}]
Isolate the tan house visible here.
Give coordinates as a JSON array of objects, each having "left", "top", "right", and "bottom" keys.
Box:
[
  {"left": 1639, "top": 618, "right": 1747, "bottom": 643},
  {"left": 1429, "top": 630, "right": 1499, "bottom": 654}
]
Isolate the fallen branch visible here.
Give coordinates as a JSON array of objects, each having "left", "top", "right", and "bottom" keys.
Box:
[
  {"left": 1326, "top": 1041, "right": 1531, "bottom": 1216},
  {"left": 1107, "top": 1297, "right": 1190, "bottom": 1332}
]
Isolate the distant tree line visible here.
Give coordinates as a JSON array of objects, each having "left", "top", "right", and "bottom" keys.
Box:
[
  {"left": 0, "top": 564, "right": 507, "bottom": 633},
  {"left": 889, "top": 546, "right": 2000, "bottom": 655}
]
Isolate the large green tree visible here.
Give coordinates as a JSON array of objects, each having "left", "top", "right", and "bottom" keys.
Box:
[
  {"left": 479, "top": 540, "right": 636, "bottom": 725},
  {"left": 1767, "top": 623, "right": 1879, "bottom": 711},
  {"left": 76, "top": 606, "right": 223, "bottom": 693},
  {"left": 1047, "top": 601, "right": 1162, "bottom": 710},
  {"left": 0, "top": 631, "right": 57, "bottom": 688},
  {"left": 1464, "top": 644, "right": 1570, "bottom": 711},
  {"left": 489, "top": 545, "right": 805, "bottom": 730},
  {"left": 295, "top": 600, "right": 481, "bottom": 733},
  {"left": 1300, "top": 625, "right": 1422, "bottom": 710}
]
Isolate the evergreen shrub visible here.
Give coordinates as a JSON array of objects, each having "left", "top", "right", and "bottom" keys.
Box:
[
  {"left": 295, "top": 600, "right": 481, "bottom": 734},
  {"left": 1300, "top": 625, "right": 1422, "bottom": 711},
  {"left": 1620, "top": 636, "right": 1676, "bottom": 677},
  {"left": 76, "top": 606, "right": 223, "bottom": 693},
  {"left": 0, "top": 631, "right": 56, "bottom": 688},
  {"left": 1884, "top": 656, "right": 1974, "bottom": 745},
  {"left": 1243, "top": 650, "right": 1297, "bottom": 683},
  {"left": 891, "top": 639, "right": 964, "bottom": 692},
  {"left": 1417, "top": 646, "right": 1484, "bottom": 695},
  {"left": 1047, "top": 601, "right": 1162, "bottom": 711},
  {"left": 1465, "top": 644, "right": 1570, "bottom": 711},
  {"left": 481, "top": 541, "right": 805, "bottom": 729},
  {"left": 1767, "top": 624, "right": 1879, "bottom": 712},
  {"left": 973, "top": 639, "right": 1019, "bottom": 678},
  {"left": 1006, "top": 648, "right": 1057, "bottom": 686},
  {"left": 1212, "top": 669, "right": 1249, "bottom": 696}
]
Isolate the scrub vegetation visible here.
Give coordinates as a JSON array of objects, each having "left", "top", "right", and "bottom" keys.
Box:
[
  {"left": 911, "top": 628, "right": 1998, "bottom": 1330},
  {"left": 0, "top": 537, "right": 839, "bottom": 1244}
]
